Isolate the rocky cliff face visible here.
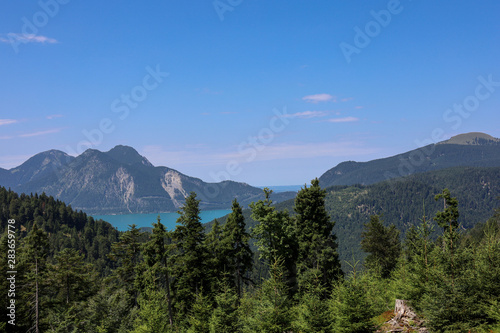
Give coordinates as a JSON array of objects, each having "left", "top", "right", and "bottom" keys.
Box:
[{"left": 0, "top": 146, "right": 296, "bottom": 214}]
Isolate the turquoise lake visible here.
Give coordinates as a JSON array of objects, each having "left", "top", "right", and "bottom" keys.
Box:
[{"left": 92, "top": 210, "right": 231, "bottom": 232}]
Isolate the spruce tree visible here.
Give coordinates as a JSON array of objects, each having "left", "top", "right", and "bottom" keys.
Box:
[
  {"left": 108, "top": 224, "right": 143, "bottom": 304},
  {"left": 172, "top": 192, "right": 209, "bottom": 315},
  {"left": 47, "top": 248, "right": 95, "bottom": 304},
  {"left": 360, "top": 215, "right": 401, "bottom": 278},
  {"left": 141, "top": 217, "right": 174, "bottom": 328},
  {"left": 294, "top": 178, "right": 342, "bottom": 292},
  {"left": 222, "top": 199, "right": 253, "bottom": 298},
  {"left": 19, "top": 223, "right": 49, "bottom": 333},
  {"left": 205, "top": 219, "right": 229, "bottom": 293},
  {"left": 209, "top": 281, "right": 240, "bottom": 333},
  {"left": 250, "top": 188, "right": 297, "bottom": 293}
]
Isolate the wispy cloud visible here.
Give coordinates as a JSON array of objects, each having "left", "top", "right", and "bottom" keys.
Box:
[
  {"left": 326, "top": 117, "right": 359, "bottom": 123},
  {"left": 0, "top": 33, "right": 58, "bottom": 45},
  {"left": 0, "top": 154, "right": 33, "bottom": 169},
  {"left": 302, "top": 94, "right": 335, "bottom": 103},
  {"left": 46, "top": 114, "right": 64, "bottom": 120},
  {"left": 142, "top": 140, "right": 378, "bottom": 169},
  {"left": 19, "top": 128, "right": 62, "bottom": 138},
  {"left": 281, "top": 111, "right": 328, "bottom": 119},
  {"left": 0, "top": 119, "right": 18, "bottom": 126},
  {"left": 218, "top": 141, "right": 378, "bottom": 162},
  {"left": 341, "top": 97, "right": 353, "bottom": 102}
]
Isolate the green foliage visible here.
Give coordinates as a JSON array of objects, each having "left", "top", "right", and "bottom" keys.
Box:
[
  {"left": 250, "top": 188, "right": 298, "bottom": 292},
  {"left": 292, "top": 273, "right": 332, "bottom": 333},
  {"left": 294, "top": 178, "right": 342, "bottom": 292},
  {"left": 172, "top": 192, "right": 209, "bottom": 315},
  {"left": 186, "top": 290, "right": 213, "bottom": 333},
  {"left": 47, "top": 248, "right": 96, "bottom": 304},
  {"left": 319, "top": 142, "right": 500, "bottom": 188},
  {"left": 140, "top": 216, "right": 174, "bottom": 328},
  {"left": 209, "top": 281, "right": 240, "bottom": 333},
  {"left": 222, "top": 199, "right": 253, "bottom": 298},
  {"left": 329, "top": 269, "right": 376, "bottom": 333},
  {"left": 360, "top": 215, "right": 401, "bottom": 278},
  {"left": 132, "top": 287, "right": 172, "bottom": 333},
  {"left": 245, "top": 258, "right": 293, "bottom": 333}
]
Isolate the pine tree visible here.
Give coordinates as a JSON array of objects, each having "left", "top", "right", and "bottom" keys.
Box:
[
  {"left": 294, "top": 178, "right": 342, "bottom": 293},
  {"left": 172, "top": 192, "right": 209, "bottom": 315},
  {"left": 222, "top": 199, "right": 253, "bottom": 298},
  {"left": 360, "top": 215, "right": 401, "bottom": 278}
]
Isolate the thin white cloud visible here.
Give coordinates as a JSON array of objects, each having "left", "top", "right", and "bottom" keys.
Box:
[
  {"left": 0, "top": 119, "right": 18, "bottom": 126},
  {"left": 302, "top": 94, "right": 335, "bottom": 104},
  {"left": 326, "top": 117, "right": 359, "bottom": 123},
  {"left": 142, "top": 141, "right": 378, "bottom": 169},
  {"left": 46, "top": 114, "right": 64, "bottom": 120},
  {"left": 0, "top": 154, "right": 33, "bottom": 169},
  {"left": 281, "top": 111, "right": 328, "bottom": 119},
  {"left": 341, "top": 97, "right": 353, "bottom": 102},
  {"left": 0, "top": 33, "right": 58, "bottom": 44},
  {"left": 19, "top": 128, "right": 62, "bottom": 138}
]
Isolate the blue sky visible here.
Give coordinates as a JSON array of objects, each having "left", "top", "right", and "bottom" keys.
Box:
[{"left": 1, "top": 0, "right": 499, "bottom": 186}]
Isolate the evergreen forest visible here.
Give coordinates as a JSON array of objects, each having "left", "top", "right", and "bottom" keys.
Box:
[{"left": 1, "top": 180, "right": 500, "bottom": 332}]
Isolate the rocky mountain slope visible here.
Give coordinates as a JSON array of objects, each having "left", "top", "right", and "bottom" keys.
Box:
[{"left": 0, "top": 145, "right": 295, "bottom": 214}]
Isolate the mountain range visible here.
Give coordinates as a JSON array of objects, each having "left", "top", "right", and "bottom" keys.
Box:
[
  {"left": 319, "top": 132, "right": 500, "bottom": 187},
  {"left": 1, "top": 132, "right": 499, "bottom": 216},
  {"left": 0, "top": 145, "right": 295, "bottom": 214}
]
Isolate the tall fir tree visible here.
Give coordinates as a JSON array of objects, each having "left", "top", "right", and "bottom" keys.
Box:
[
  {"left": 222, "top": 199, "right": 253, "bottom": 298},
  {"left": 294, "top": 178, "right": 342, "bottom": 293},
  {"left": 205, "top": 219, "right": 229, "bottom": 294},
  {"left": 141, "top": 216, "right": 174, "bottom": 328},
  {"left": 19, "top": 223, "right": 49, "bottom": 333},
  {"left": 108, "top": 224, "right": 144, "bottom": 305},
  {"left": 360, "top": 215, "right": 401, "bottom": 278},
  {"left": 250, "top": 188, "right": 298, "bottom": 293},
  {"left": 172, "top": 192, "right": 209, "bottom": 315}
]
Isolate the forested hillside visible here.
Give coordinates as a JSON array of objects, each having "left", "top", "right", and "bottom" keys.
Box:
[
  {"left": 318, "top": 133, "right": 500, "bottom": 188},
  {"left": 214, "top": 166, "right": 500, "bottom": 268},
  {"left": 1, "top": 183, "right": 500, "bottom": 332}
]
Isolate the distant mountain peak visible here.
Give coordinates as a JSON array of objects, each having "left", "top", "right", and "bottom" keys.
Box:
[
  {"left": 440, "top": 132, "right": 500, "bottom": 145},
  {"left": 105, "top": 145, "right": 153, "bottom": 167}
]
